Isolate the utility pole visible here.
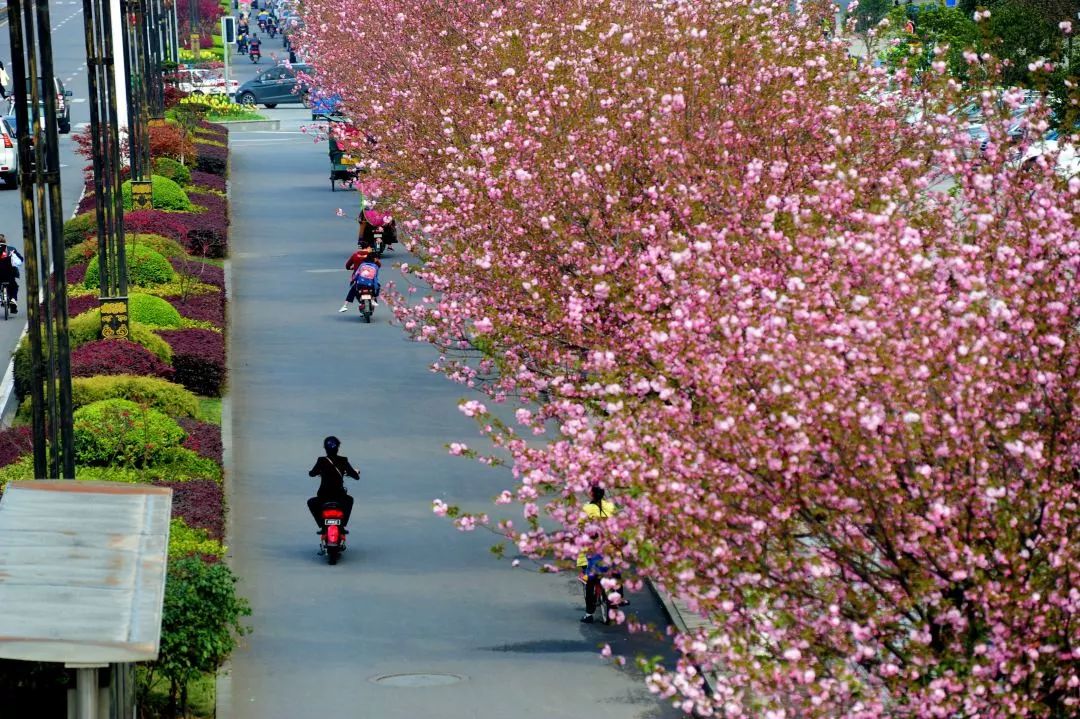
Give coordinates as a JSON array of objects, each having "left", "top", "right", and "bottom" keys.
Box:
[
  {"left": 83, "top": 0, "right": 131, "bottom": 340},
  {"left": 6, "top": 0, "right": 76, "bottom": 479}
]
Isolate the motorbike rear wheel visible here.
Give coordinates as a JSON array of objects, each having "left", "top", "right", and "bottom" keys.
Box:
[{"left": 327, "top": 547, "right": 340, "bottom": 565}]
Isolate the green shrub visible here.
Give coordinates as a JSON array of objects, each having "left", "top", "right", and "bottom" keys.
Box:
[
  {"left": 168, "top": 518, "right": 225, "bottom": 559},
  {"left": 152, "top": 157, "right": 192, "bottom": 187},
  {"left": 0, "top": 455, "right": 35, "bottom": 493},
  {"left": 16, "top": 376, "right": 199, "bottom": 423},
  {"left": 68, "top": 310, "right": 173, "bottom": 361},
  {"left": 121, "top": 175, "right": 193, "bottom": 211},
  {"left": 84, "top": 244, "right": 175, "bottom": 289},
  {"left": 73, "top": 398, "right": 186, "bottom": 467},
  {"left": 63, "top": 212, "right": 98, "bottom": 248},
  {"left": 75, "top": 448, "right": 222, "bottom": 483},
  {"left": 12, "top": 317, "right": 173, "bottom": 401},
  {"left": 131, "top": 233, "right": 186, "bottom": 259},
  {"left": 129, "top": 294, "right": 183, "bottom": 328}
]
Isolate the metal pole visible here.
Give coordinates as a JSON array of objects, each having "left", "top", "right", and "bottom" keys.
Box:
[{"left": 76, "top": 667, "right": 99, "bottom": 719}]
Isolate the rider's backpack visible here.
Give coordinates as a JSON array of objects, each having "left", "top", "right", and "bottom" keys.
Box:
[{"left": 353, "top": 262, "right": 379, "bottom": 289}]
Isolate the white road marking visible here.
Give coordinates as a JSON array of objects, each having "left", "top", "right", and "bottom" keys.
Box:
[{"left": 304, "top": 269, "right": 347, "bottom": 273}]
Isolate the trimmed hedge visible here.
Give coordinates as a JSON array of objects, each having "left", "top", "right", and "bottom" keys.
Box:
[
  {"left": 162, "top": 291, "right": 225, "bottom": 327},
  {"left": 169, "top": 517, "right": 225, "bottom": 560},
  {"left": 123, "top": 210, "right": 189, "bottom": 244},
  {"left": 157, "top": 328, "right": 226, "bottom": 396},
  {"left": 13, "top": 316, "right": 172, "bottom": 401},
  {"left": 17, "top": 375, "right": 198, "bottom": 423},
  {"left": 84, "top": 244, "right": 175, "bottom": 289},
  {"left": 128, "top": 294, "right": 183, "bottom": 328},
  {"left": 0, "top": 427, "right": 32, "bottom": 469},
  {"left": 70, "top": 339, "right": 175, "bottom": 380},
  {"left": 178, "top": 418, "right": 222, "bottom": 463},
  {"left": 152, "top": 157, "right": 192, "bottom": 187},
  {"left": 69, "top": 310, "right": 173, "bottom": 361},
  {"left": 153, "top": 479, "right": 224, "bottom": 539},
  {"left": 194, "top": 141, "right": 227, "bottom": 176},
  {"left": 63, "top": 212, "right": 97, "bottom": 248},
  {"left": 121, "top": 175, "right": 193, "bottom": 212},
  {"left": 190, "top": 170, "right": 226, "bottom": 193},
  {"left": 73, "top": 398, "right": 186, "bottom": 467}
]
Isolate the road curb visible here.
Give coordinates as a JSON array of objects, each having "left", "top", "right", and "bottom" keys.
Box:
[
  {"left": 216, "top": 171, "right": 236, "bottom": 718},
  {"left": 646, "top": 579, "right": 719, "bottom": 700},
  {"left": 215, "top": 118, "right": 280, "bottom": 132}
]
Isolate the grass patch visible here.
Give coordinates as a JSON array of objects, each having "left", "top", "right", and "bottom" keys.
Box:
[{"left": 197, "top": 397, "right": 222, "bottom": 424}]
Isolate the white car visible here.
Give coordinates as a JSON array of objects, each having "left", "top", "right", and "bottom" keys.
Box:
[
  {"left": 168, "top": 68, "right": 240, "bottom": 97},
  {"left": 1020, "top": 131, "right": 1080, "bottom": 179},
  {"left": 0, "top": 116, "right": 18, "bottom": 188}
]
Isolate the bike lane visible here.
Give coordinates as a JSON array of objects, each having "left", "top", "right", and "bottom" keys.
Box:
[{"left": 224, "top": 113, "right": 681, "bottom": 719}]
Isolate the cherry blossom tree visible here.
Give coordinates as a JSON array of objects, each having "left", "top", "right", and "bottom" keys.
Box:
[{"left": 298, "top": 0, "right": 1080, "bottom": 716}]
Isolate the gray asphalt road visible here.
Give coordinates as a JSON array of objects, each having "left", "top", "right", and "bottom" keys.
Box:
[
  {"left": 224, "top": 107, "right": 683, "bottom": 718},
  {"left": 0, "top": 5, "right": 97, "bottom": 388}
]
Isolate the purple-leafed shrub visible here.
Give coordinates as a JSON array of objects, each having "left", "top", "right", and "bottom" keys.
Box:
[
  {"left": 0, "top": 427, "right": 33, "bottom": 468},
  {"left": 65, "top": 294, "right": 100, "bottom": 319},
  {"left": 178, "top": 418, "right": 223, "bottom": 463},
  {"left": 152, "top": 478, "right": 224, "bottom": 539},
  {"left": 156, "top": 328, "right": 225, "bottom": 396},
  {"left": 161, "top": 291, "right": 225, "bottom": 327},
  {"left": 197, "top": 120, "right": 228, "bottom": 139},
  {"left": 172, "top": 256, "right": 225, "bottom": 291},
  {"left": 189, "top": 170, "right": 226, "bottom": 193},
  {"left": 66, "top": 263, "right": 88, "bottom": 286},
  {"left": 194, "top": 142, "right": 227, "bottom": 177},
  {"left": 184, "top": 192, "right": 230, "bottom": 259},
  {"left": 70, "top": 339, "right": 175, "bottom": 380},
  {"left": 124, "top": 210, "right": 189, "bottom": 244}
]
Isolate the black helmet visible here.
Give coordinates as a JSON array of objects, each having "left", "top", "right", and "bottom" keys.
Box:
[{"left": 323, "top": 436, "right": 341, "bottom": 454}]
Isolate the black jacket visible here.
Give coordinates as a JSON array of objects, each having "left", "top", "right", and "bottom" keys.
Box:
[
  {"left": 0, "top": 246, "right": 23, "bottom": 282},
  {"left": 309, "top": 455, "right": 359, "bottom": 497}
]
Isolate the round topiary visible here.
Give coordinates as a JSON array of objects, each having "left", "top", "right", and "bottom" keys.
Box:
[
  {"left": 73, "top": 398, "right": 186, "bottom": 467},
  {"left": 63, "top": 212, "right": 98, "bottom": 248},
  {"left": 129, "top": 233, "right": 186, "bottom": 259},
  {"left": 84, "top": 243, "right": 175, "bottom": 289},
  {"left": 70, "top": 339, "right": 175, "bottom": 380},
  {"left": 121, "top": 174, "right": 193, "bottom": 212},
  {"left": 152, "top": 157, "right": 192, "bottom": 187},
  {"left": 128, "top": 293, "right": 183, "bottom": 327}
]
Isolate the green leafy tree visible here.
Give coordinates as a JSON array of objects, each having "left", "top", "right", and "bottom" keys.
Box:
[
  {"left": 850, "top": 0, "right": 894, "bottom": 58},
  {"left": 147, "top": 557, "right": 251, "bottom": 718},
  {"left": 885, "top": 5, "right": 982, "bottom": 79}
]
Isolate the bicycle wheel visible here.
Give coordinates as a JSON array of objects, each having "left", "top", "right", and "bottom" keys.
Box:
[{"left": 2, "top": 286, "right": 8, "bottom": 321}]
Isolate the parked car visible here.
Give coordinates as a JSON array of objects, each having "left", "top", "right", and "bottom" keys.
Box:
[
  {"left": 0, "top": 116, "right": 17, "bottom": 188},
  {"left": 1020, "top": 130, "right": 1080, "bottom": 179},
  {"left": 166, "top": 68, "right": 240, "bottom": 97},
  {"left": 23, "top": 76, "right": 72, "bottom": 134},
  {"left": 235, "top": 63, "right": 312, "bottom": 109}
]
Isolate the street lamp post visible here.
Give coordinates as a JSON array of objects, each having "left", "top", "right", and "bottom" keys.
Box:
[{"left": 6, "top": 0, "right": 76, "bottom": 479}]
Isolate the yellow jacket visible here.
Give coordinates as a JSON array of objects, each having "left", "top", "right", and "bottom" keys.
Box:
[{"left": 576, "top": 499, "right": 617, "bottom": 568}]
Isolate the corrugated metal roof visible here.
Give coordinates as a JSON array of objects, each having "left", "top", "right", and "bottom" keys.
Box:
[{"left": 0, "top": 480, "right": 172, "bottom": 663}]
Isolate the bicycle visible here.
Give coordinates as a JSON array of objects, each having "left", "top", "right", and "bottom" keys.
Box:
[
  {"left": 0, "top": 282, "right": 10, "bottom": 321},
  {"left": 580, "top": 556, "right": 623, "bottom": 625}
]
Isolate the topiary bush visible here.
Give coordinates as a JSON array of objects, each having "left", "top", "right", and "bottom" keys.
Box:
[
  {"left": 131, "top": 233, "right": 186, "bottom": 259},
  {"left": 73, "top": 447, "right": 222, "bottom": 483},
  {"left": 17, "top": 375, "right": 199, "bottom": 423},
  {"left": 177, "top": 418, "right": 222, "bottom": 463},
  {"left": 162, "top": 291, "right": 225, "bottom": 328},
  {"left": 152, "top": 157, "right": 192, "bottom": 187},
  {"left": 84, "top": 243, "right": 175, "bottom": 289},
  {"left": 63, "top": 212, "right": 98, "bottom": 248},
  {"left": 157, "top": 329, "right": 226, "bottom": 396},
  {"left": 70, "top": 339, "right": 175, "bottom": 380},
  {"left": 72, "top": 398, "right": 186, "bottom": 467},
  {"left": 128, "top": 294, "right": 183, "bottom": 328},
  {"left": 121, "top": 175, "right": 193, "bottom": 212},
  {"left": 68, "top": 310, "right": 173, "bottom": 361}
]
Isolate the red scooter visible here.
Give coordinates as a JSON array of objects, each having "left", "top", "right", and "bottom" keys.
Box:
[{"left": 320, "top": 502, "right": 346, "bottom": 564}]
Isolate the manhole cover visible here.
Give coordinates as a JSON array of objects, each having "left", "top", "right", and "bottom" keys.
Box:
[{"left": 371, "top": 673, "right": 465, "bottom": 688}]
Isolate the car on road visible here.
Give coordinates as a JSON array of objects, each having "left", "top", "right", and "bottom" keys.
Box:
[
  {"left": 22, "top": 76, "right": 72, "bottom": 134},
  {"left": 1020, "top": 130, "right": 1080, "bottom": 179},
  {"left": 166, "top": 68, "right": 240, "bottom": 97},
  {"left": 235, "top": 63, "right": 312, "bottom": 109},
  {"left": 0, "top": 116, "right": 17, "bottom": 188}
]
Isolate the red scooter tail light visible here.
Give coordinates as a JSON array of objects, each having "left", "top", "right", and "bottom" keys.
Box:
[
  {"left": 326, "top": 525, "right": 340, "bottom": 544},
  {"left": 322, "top": 508, "right": 344, "bottom": 519}
]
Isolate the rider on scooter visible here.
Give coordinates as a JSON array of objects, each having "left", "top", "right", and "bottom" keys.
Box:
[
  {"left": 248, "top": 35, "right": 261, "bottom": 60},
  {"left": 307, "top": 436, "right": 360, "bottom": 529},
  {"left": 338, "top": 243, "right": 381, "bottom": 312}
]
